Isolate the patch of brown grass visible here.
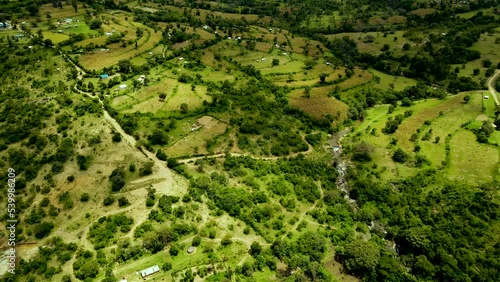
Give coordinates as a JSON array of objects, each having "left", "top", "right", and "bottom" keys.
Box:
[
  {"left": 409, "top": 8, "right": 437, "bottom": 17},
  {"left": 289, "top": 88, "right": 349, "bottom": 125}
]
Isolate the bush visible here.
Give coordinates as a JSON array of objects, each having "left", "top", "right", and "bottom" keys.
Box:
[
  {"left": 59, "top": 192, "right": 74, "bottom": 210},
  {"left": 353, "top": 142, "right": 374, "bottom": 162},
  {"left": 221, "top": 235, "right": 232, "bottom": 246},
  {"left": 169, "top": 245, "right": 180, "bottom": 256},
  {"left": 482, "top": 59, "right": 492, "bottom": 68},
  {"left": 162, "top": 262, "right": 172, "bottom": 271},
  {"left": 401, "top": 97, "right": 412, "bottom": 107},
  {"left": 34, "top": 221, "right": 54, "bottom": 239},
  {"left": 156, "top": 150, "right": 167, "bottom": 161},
  {"left": 103, "top": 196, "right": 115, "bottom": 206},
  {"left": 305, "top": 133, "right": 321, "bottom": 146},
  {"left": 67, "top": 175, "right": 75, "bottom": 182},
  {"left": 149, "top": 130, "right": 168, "bottom": 145},
  {"left": 77, "top": 155, "right": 91, "bottom": 170},
  {"left": 109, "top": 168, "right": 126, "bottom": 192},
  {"left": 118, "top": 197, "right": 130, "bottom": 207},
  {"left": 80, "top": 193, "right": 90, "bottom": 202},
  {"left": 89, "top": 19, "right": 102, "bottom": 30},
  {"left": 192, "top": 236, "right": 202, "bottom": 246},
  {"left": 52, "top": 162, "right": 64, "bottom": 173},
  {"left": 139, "top": 162, "right": 154, "bottom": 176},
  {"left": 112, "top": 132, "right": 122, "bottom": 142},
  {"left": 392, "top": 148, "right": 408, "bottom": 163}
]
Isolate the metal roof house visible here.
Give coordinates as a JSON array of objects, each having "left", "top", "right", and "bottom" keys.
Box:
[
  {"left": 100, "top": 74, "right": 109, "bottom": 79},
  {"left": 140, "top": 265, "right": 160, "bottom": 278}
]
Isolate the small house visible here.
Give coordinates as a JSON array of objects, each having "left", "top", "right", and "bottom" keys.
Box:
[
  {"left": 14, "top": 34, "right": 24, "bottom": 38},
  {"left": 119, "top": 84, "right": 127, "bottom": 89},
  {"left": 484, "top": 95, "right": 489, "bottom": 99},
  {"left": 187, "top": 246, "right": 196, "bottom": 254},
  {"left": 0, "top": 22, "right": 9, "bottom": 28},
  {"left": 140, "top": 265, "right": 160, "bottom": 278},
  {"left": 100, "top": 74, "right": 109, "bottom": 79}
]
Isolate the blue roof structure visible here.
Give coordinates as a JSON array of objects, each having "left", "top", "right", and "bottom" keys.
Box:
[{"left": 100, "top": 74, "right": 109, "bottom": 79}]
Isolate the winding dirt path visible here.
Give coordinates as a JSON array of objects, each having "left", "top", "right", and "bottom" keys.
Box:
[
  {"left": 487, "top": 69, "right": 500, "bottom": 106},
  {"left": 63, "top": 54, "right": 187, "bottom": 195},
  {"left": 177, "top": 139, "right": 313, "bottom": 164}
]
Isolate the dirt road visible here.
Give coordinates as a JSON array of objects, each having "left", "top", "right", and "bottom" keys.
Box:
[
  {"left": 177, "top": 138, "right": 313, "bottom": 164},
  {"left": 487, "top": 69, "right": 500, "bottom": 106},
  {"left": 62, "top": 54, "right": 186, "bottom": 195}
]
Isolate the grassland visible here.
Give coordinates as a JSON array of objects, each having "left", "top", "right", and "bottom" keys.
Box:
[
  {"left": 352, "top": 91, "right": 499, "bottom": 182},
  {"left": 326, "top": 30, "right": 416, "bottom": 56},
  {"left": 370, "top": 69, "right": 418, "bottom": 91},
  {"left": 448, "top": 130, "right": 499, "bottom": 183},
  {"left": 165, "top": 117, "right": 229, "bottom": 158}
]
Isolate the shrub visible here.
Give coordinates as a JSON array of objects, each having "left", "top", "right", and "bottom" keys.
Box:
[
  {"left": 89, "top": 19, "right": 102, "bottom": 30},
  {"left": 353, "top": 142, "right": 374, "bottom": 162},
  {"left": 103, "top": 196, "right": 115, "bottom": 206},
  {"left": 77, "top": 155, "right": 91, "bottom": 170},
  {"left": 112, "top": 132, "right": 122, "bottom": 142},
  {"left": 118, "top": 197, "right": 130, "bottom": 207},
  {"left": 34, "top": 221, "right": 55, "bottom": 239},
  {"left": 80, "top": 193, "right": 90, "bottom": 202},
  {"left": 392, "top": 148, "right": 408, "bottom": 163},
  {"left": 139, "top": 162, "right": 154, "bottom": 176},
  {"left": 221, "top": 235, "right": 232, "bottom": 246},
  {"left": 192, "top": 236, "right": 202, "bottom": 246},
  {"left": 156, "top": 150, "right": 167, "bottom": 161},
  {"left": 162, "top": 262, "right": 172, "bottom": 271},
  {"left": 148, "top": 130, "right": 168, "bottom": 145},
  {"left": 169, "top": 245, "right": 180, "bottom": 256},
  {"left": 59, "top": 192, "right": 74, "bottom": 210},
  {"left": 109, "top": 168, "right": 126, "bottom": 192}
]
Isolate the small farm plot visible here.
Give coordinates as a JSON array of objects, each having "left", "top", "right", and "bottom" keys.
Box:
[
  {"left": 42, "top": 31, "right": 70, "bottom": 44},
  {"left": 78, "top": 21, "right": 163, "bottom": 70},
  {"left": 165, "top": 116, "right": 229, "bottom": 157},
  {"left": 289, "top": 88, "right": 349, "bottom": 125},
  {"left": 39, "top": 3, "right": 86, "bottom": 19}
]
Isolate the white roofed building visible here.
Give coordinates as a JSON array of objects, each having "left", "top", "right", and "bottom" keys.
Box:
[{"left": 140, "top": 265, "right": 160, "bottom": 278}]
